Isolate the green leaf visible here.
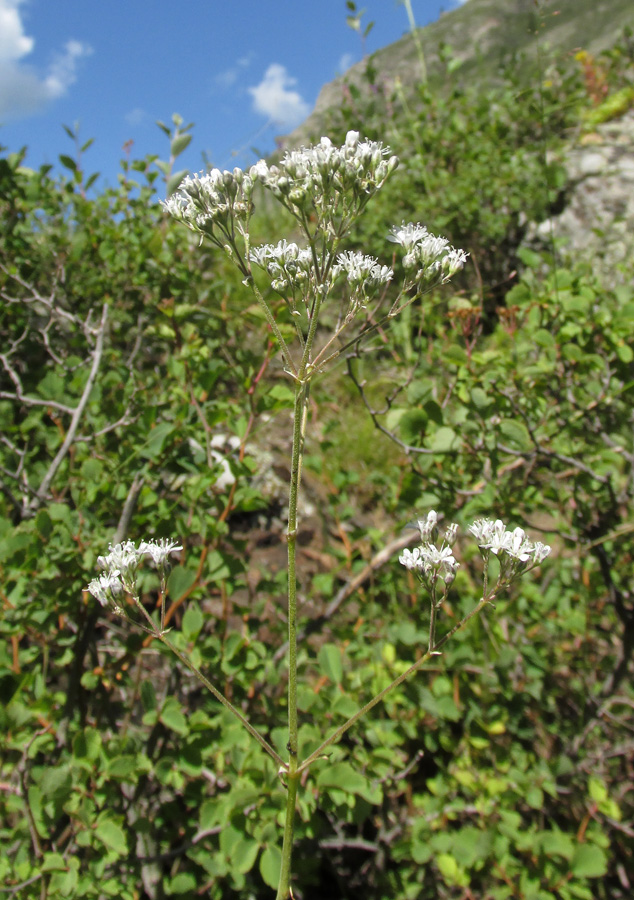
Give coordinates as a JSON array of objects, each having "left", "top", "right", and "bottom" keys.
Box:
[
  {"left": 81, "top": 457, "right": 103, "bottom": 482},
  {"left": 167, "top": 872, "right": 197, "bottom": 895},
  {"left": 182, "top": 602, "right": 204, "bottom": 640},
  {"left": 541, "top": 830, "right": 574, "bottom": 861},
  {"left": 498, "top": 418, "right": 532, "bottom": 451},
  {"left": 317, "top": 762, "right": 366, "bottom": 795},
  {"left": 260, "top": 845, "right": 282, "bottom": 889},
  {"left": 170, "top": 133, "right": 192, "bottom": 158},
  {"left": 94, "top": 816, "right": 127, "bottom": 856},
  {"left": 72, "top": 727, "right": 101, "bottom": 761},
  {"left": 167, "top": 169, "right": 188, "bottom": 196},
  {"left": 159, "top": 697, "right": 189, "bottom": 735},
  {"left": 437, "top": 853, "right": 460, "bottom": 883},
  {"left": 525, "top": 786, "right": 543, "bottom": 809},
  {"left": 40, "top": 765, "right": 71, "bottom": 800},
  {"left": 588, "top": 777, "right": 607, "bottom": 803},
  {"left": 167, "top": 565, "right": 197, "bottom": 599},
  {"left": 140, "top": 680, "right": 157, "bottom": 712},
  {"left": 444, "top": 345, "right": 468, "bottom": 367},
  {"left": 534, "top": 328, "right": 556, "bottom": 349},
  {"left": 138, "top": 422, "right": 175, "bottom": 460},
  {"left": 268, "top": 384, "right": 295, "bottom": 404},
  {"left": 41, "top": 852, "right": 67, "bottom": 872},
  {"left": 470, "top": 387, "right": 490, "bottom": 410},
  {"left": 430, "top": 426, "right": 460, "bottom": 452},
  {"left": 35, "top": 509, "right": 53, "bottom": 539},
  {"left": 59, "top": 154, "right": 77, "bottom": 171},
  {"left": 318, "top": 643, "right": 343, "bottom": 685},
  {"left": 106, "top": 755, "right": 138, "bottom": 779},
  {"left": 233, "top": 837, "right": 260, "bottom": 875},
  {"left": 571, "top": 843, "right": 608, "bottom": 878},
  {"left": 399, "top": 409, "right": 427, "bottom": 443}
]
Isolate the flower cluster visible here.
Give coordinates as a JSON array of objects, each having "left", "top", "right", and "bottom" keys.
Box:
[
  {"left": 332, "top": 251, "right": 393, "bottom": 290},
  {"left": 388, "top": 222, "right": 468, "bottom": 283},
  {"left": 469, "top": 518, "right": 551, "bottom": 579},
  {"left": 400, "top": 511, "right": 460, "bottom": 593},
  {"left": 86, "top": 538, "right": 182, "bottom": 608},
  {"left": 250, "top": 240, "right": 315, "bottom": 301},
  {"left": 163, "top": 168, "right": 255, "bottom": 243},
  {"left": 253, "top": 131, "right": 399, "bottom": 230},
  {"left": 400, "top": 511, "right": 551, "bottom": 598},
  {"left": 332, "top": 250, "right": 393, "bottom": 318}
]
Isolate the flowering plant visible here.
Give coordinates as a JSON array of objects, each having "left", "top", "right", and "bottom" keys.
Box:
[{"left": 88, "top": 132, "right": 548, "bottom": 899}]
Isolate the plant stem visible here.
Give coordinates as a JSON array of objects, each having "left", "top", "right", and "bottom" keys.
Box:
[
  {"left": 275, "top": 763, "right": 299, "bottom": 900},
  {"left": 124, "top": 600, "right": 284, "bottom": 767},
  {"left": 276, "top": 378, "right": 310, "bottom": 899},
  {"left": 296, "top": 590, "right": 496, "bottom": 775}
]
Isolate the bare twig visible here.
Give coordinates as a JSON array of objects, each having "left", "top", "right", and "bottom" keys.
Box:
[{"left": 26, "top": 304, "right": 109, "bottom": 515}]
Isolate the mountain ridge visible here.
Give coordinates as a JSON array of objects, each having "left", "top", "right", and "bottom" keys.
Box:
[{"left": 281, "top": 0, "right": 633, "bottom": 149}]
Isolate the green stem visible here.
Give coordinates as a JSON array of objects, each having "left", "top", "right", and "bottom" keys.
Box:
[
  {"left": 296, "top": 590, "right": 496, "bottom": 775},
  {"left": 275, "top": 764, "right": 299, "bottom": 900},
  {"left": 157, "top": 632, "right": 284, "bottom": 765},
  {"left": 126, "top": 598, "right": 284, "bottom": 767},
  {"left": 245, "top": 276, "right": 297, "bottom": 376},
  {"left": 276, "top": 376, "right": 311, "bottom": 899}
]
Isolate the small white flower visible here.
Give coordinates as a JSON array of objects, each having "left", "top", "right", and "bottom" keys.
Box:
[
  {"left": 532, "top": 542, "right": 552, "bottom": 564},
  {"left": 504, "top": 527, "right": 533, "bottom": 563},
  {"left": 399, "top": 547, "right": 424, "bottom": 571},
  {"left": 469, "top": 518, "right": 505, "bottom": 549},
  {"left": 387, "top": 222, "right": 429, "bottom": 250},
  {"left": 332, "top": 251, "right": 393, "bottom": 288},
  {"left": 87, "top": 572, "right": 123, "bottom": 608},
  {"left": 140, "top": 538, "right": 183, "bottom": 568},
  {"left": 417, "top": 511, "right": 438, "bottom": 542},
  {"left": 98, "top": 540, "right": 143, "bottom": 583},
  {"left": 420, "top": 544, "right": 457, "bottom": 571}
]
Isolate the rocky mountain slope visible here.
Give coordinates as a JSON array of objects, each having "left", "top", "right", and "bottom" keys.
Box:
[{"left": 282, "top": 0, "right": 633, "bottom": 150}]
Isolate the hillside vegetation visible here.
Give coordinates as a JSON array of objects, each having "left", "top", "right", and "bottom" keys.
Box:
[{"left": 1, "top": 4, "right": 633, "bottom": 899}]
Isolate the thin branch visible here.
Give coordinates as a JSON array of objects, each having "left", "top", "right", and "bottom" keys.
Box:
[{"left": 27, "top": 304, "right": 108, "bottom": 515}]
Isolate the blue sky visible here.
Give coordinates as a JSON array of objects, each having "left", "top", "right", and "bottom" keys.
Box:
[{"left": 0, "top": 0, "right": 465, "bottom": 186}]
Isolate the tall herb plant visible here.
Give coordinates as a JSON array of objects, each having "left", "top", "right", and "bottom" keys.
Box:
[{"left": 88, "top": 132, "right": 550, "bottom": 898}]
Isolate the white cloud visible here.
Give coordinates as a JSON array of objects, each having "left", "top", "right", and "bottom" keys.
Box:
[
  {"left": 0, "top": 0, "right": 91, "bottom": 120},
  {"left": 124, "top": 107, "right": 148, "bottom": 126},
  {"left": 214, "top": 53, "right": 253, "bottom": 91},
  {"left": 337, "top": 52, "right": 355, "bottom": 74},
  {"left": 248, "top": 63, "right": 310, "bottom": 129},
  {"left": 0, "top": 0, "right": 32, "bottom": 60}
]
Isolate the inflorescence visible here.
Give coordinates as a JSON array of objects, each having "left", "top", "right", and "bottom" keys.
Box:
[
  {"left": 400, "top": 511, "right": 551, "bottom": 597},
  {"left": 163, "top": 131, "right": 468, "bottom": 297},
  {"left": 87, "top": 538, "right": 183, "bottom": 608}
]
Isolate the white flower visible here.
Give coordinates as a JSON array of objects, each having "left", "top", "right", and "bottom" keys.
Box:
[
  {"left": 259, "top": 131, "right": 398, "bottom": 216},
  {"left": 98, "top": 540, "right": 143, "bottom": 585},
  {"left": 87, "top": 572, "right": 123, "bottom": 608},
  {"left": 469, "top": 517, "right": 552, "bottom": 577},
  {"left": 387, "top": 222, "right": 429, "bottom": 249},
  {"left": 420, "top": 544, "right": 458, "bottom": 573},
  {"left": 532, "top": 542, "right": 552, "bottom": 564},
  {"left": 163, "top": 167, "right": 254, "bottom": 238},
  {"left": 442, "top": 247, "right": 469, "bottom": 277},
  {"left": 445, "top": 522, "right": 459, "bottom": 547},
  {"left": 332, "top": 251, "right": 393, "bottom": 288},
  {"left": 388, "top": 221, "right": 468, "bottom": 282},
  {"left": 417, "top": 510, "right": 438, "bottom": 542},
  {"left": 469, "top": 518, "right": 505, "bottom": 549},
  {"left": 399, "top": 546, "right": 424, "bottom": 571},
  {"left": 503, "top": 527, "right": 534, "bottom": 563},
  {"left": 140, "top": 538, "right": 183, "bottom": 568}
]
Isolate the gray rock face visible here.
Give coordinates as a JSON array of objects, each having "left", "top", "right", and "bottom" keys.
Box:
[{"left": 528, "top": 109, "right": 634, "bottom": 286}]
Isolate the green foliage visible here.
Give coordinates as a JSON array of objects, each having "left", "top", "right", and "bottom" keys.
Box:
[{"left": 1, "top": 27, "right": 633, "bottom": 900}]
